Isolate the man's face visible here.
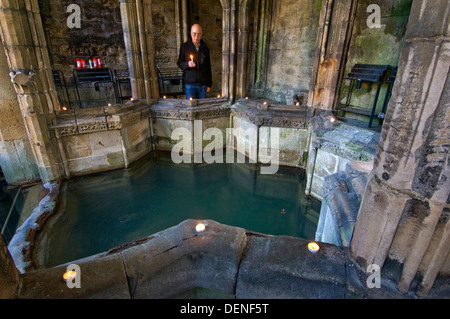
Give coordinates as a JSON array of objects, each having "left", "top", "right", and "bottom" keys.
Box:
[{"left": 191, "top": 26, "right": 202, "bottom": 46}]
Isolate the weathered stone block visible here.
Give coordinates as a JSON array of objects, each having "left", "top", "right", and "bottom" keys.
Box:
[
  {"left": 121, "top": 219, "right": 247, "bottom": 298},
  {"left": 63, "top": 134, "right": 92, "bottom": 159},
  {"left": 18, "top": 253, "right": 130, "bottom": 299},
  {"left": 89, "top": 130, "right": 123, "bottom": 157},
  {"left": 235, "top": 235, "right": 347, "bottom": 299}
]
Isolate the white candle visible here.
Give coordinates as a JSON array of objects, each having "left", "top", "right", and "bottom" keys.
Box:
[
  {"left": 196, "top": 223, "right": 206, "bottom": 233},
  {"left": 307, "top": 242, "right": 320, "bottom": 253}
]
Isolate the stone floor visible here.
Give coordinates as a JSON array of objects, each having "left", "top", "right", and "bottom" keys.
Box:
[{"left": 15, "top": 219, "right": 449, "bottom": 299}]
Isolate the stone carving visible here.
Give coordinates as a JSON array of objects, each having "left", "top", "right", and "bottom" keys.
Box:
[
  {"left": 77, "top": 122, "right": 108, "bottom": 134},
  {"left": 151, "top": 103, "right": 231, "bottom": 121}
]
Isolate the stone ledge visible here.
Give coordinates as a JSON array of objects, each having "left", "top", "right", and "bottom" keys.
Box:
[
  {"left": 150, "top": 98, "right": 231, "bottom": 120},
  {"left": 49, "top": 99, "right": 156, "bottom": 136},
  {"left": 16, "top": 219, "right": 424, "bottom": 299},
  {"left": 232, "top": 99, "right": 312, "bottom": 129}
]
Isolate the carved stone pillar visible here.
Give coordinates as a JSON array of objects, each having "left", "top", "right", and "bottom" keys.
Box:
[
  {"left": 221, "top": 0, "right": 239, "bottom": 102},
  {"left": 0, "top": 0, "right": 64, "bottom": 183},
  {"left": 120, "top": 0, "right": 159, "bottom": 101},
  {"left": 350, "top": 0, "right": 450, "bottom": 297},
  {"left": 235, "top": 0, "right": 253, "bottom": 99},
  {"left": 0, "top": 41, "right": 40, "bottom": 184},
  {"left": 308, "top": 0, "right": 357, "bottom": 110}
]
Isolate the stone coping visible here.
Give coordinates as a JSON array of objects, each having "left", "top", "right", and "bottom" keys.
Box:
[
  {"left": 48, "top": 97, "right": 325, "bottom": 137},
  {"left": 231, "top": 99, "right": 313, "bottom": 129},
  {"left": 16, "top": 219, "right": 421, "bottom": 299},
  {"left": 49, "top": 99, "right": 156, "bottom": 136},
  {"left": 310, "top": 115, "right": 381, "bottom": 161}
]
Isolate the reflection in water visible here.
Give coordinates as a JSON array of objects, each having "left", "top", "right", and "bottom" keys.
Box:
[{"left": 42, "top": 152, "right": 321, "bottom": 267}]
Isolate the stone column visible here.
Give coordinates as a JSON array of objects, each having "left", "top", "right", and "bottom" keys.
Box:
[
  {"left": 120, "top": 0, "right": 159, "bottom": 101},
  {"left": 235, "top": 0, "right": 253, "bottom": 99},
  {"left": 0, "top": 0, "right": 64, "bottom": 183},
  {"left": 181, "top": 0, "right": 189, "bottom": 44},
  {"left": 221, "top": 0, "right": 231, "bottom": 99},
  {"left": 0, "top": 41, "right": 40, "bottom": 184},
  {"left": 308, "top": 0, "right": 357, "bottom": 110},
  {"left": 350, "top": 0, "right": 450, "bottom": 297},
  {"left": 254, "top": 0, "right": 271, "bottom": 91},
  {"left": 0, "top": 235, "right": 19, "bottom": 299}
]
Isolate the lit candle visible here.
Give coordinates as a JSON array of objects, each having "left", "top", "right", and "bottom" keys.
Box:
[
  {"left": 63, "top": 270, "right": 77, "bottom": 282},
  {"left": 307, "top": 242, "right": 320, "bottom": 254},
  {"left": 61, "top": 106, "right": 68, "bottom": 111},
  {"left": 190, "top": 55, "right": 194, "bottom": 62},
  {"left": 217, "top": 94, "right": 221, "bottom": 98},
  {"left": 107, "top": 103, "right": 112, "bottom": 107},
  {"left": 163, "top": 95, "right": 167, "bottom": 99},
  {"left": 190, "top": 97, "right": 193, "bottom": 101},
  {"left": 330, "top": 117, "right": 336, "bottom": 123},
  {"left": 195, "top": 223, "right": 206, "bottom": 233},
  {"left": 263, "top": 101, "right": 267, "bottom": 105}
]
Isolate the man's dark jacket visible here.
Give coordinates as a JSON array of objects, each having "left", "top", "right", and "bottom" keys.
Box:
[{"left": 177, "top": 39, "right": 212, "bottom": 88}]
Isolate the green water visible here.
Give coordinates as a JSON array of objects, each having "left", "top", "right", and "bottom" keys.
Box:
[{"left": 43, "top": 151, "right": 321, "bottom": 267}]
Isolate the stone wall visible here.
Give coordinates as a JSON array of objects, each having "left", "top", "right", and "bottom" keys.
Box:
[
  {"left": 39, "top": 0, "right": 128, "bottom": 108},
  {"left": 262, "top": 0, "right": 322, "bottom": 103},
  {"left": 337, "top": 0, "right": 413, "bottom": 119},
  {"left": 152, "top": 0, "right": 179, "bottom": 69}
]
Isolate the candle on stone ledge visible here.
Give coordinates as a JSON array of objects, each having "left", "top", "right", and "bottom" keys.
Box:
[
  {"left": 196, "top": 223, "right": 206, "bottom": 233},
  {"left": 63, "top": 270, "right": 77, "bottom": 282},
  {"left": 307, "top": 242, "right": 320, "bottom": 253}
]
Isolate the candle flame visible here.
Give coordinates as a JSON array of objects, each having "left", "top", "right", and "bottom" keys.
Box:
[
  {"left": 196, "top": 223, "right": 206, "bottom": 232},
  {"left": 63, "top": 270, "right": 77, "bottom": 281},
  {"left": 308, "top": 242, "right": 320, "bottom": 253}
]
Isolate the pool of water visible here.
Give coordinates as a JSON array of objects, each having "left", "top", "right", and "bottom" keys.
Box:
[{"left": 41, "top": 151, "right": 321, "bottom": 267}]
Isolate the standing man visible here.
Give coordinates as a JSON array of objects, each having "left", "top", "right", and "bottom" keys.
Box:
[{"left": 177, "top": 24, "right": 212, "bottom": 99}]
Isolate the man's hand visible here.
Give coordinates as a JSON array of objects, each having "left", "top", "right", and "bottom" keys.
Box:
[
  {"left": 188, "top": 61, "right": 196, "bottom": 68},
  {"left": 207, "top": 87, "right": 211, "bottom": 93}
]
